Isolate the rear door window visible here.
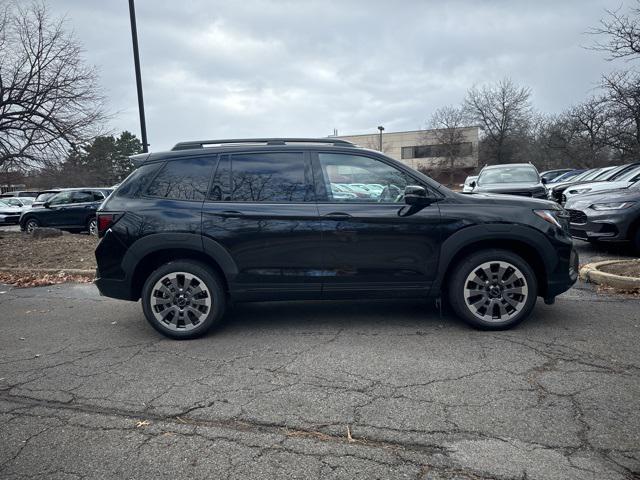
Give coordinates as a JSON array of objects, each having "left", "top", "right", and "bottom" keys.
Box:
[
  {"left": 208, "top": 152, "right": 313, "bottom": 202},
  {"left": 71, "top": 191, "right": 94, "bottom": 203}
]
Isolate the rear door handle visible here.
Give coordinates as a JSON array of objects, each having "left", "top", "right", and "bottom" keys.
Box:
[{"left": 323, "top": 212, "right": 352, "bottom": 218}]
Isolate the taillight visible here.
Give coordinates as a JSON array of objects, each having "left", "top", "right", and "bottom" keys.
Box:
[{"left": 97, "top": 212, "right": 122, "bottom": 237}]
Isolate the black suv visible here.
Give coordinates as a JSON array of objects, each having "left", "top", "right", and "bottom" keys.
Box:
[
  {"left": 20, "top": 188, "right": 112, "bottom": 235},
  {"left": 95, "top": 138, "right": 578, "bottom": 339}
]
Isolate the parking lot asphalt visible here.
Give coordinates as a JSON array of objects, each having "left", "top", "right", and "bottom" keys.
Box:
[{"left": 0, "top": 242, "right": 639, "bottom": 480}]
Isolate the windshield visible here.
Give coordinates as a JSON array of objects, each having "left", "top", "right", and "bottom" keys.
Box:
[
  {"left": 478, "top": 166, "right": 539, "bottom": 185},
  {"left": 590, "top": 166, "right": 616, "bottom": 181},
  {"left": 35, "top": 192, "right": 59, "bottom": 202},
  {"left": 0, "top": 200, "right": 11, "bottom": 208},
  {"left": 617, "top": 165, "right": 640, "bottom": 181},
  {"left": 549, "top": 171, "right": 577, "bottom": 183},
  {"left": 578, "top": 168, "right": 608, "bottom": 182}
]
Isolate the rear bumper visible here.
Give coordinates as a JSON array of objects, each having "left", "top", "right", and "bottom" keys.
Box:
[{"left": 94, "top": 274, "right": 137, "bottom": 301}]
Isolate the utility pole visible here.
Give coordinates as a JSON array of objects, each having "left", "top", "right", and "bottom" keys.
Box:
[
  {"left": 128, "top": 0, "right": 149, "bottom": 153},
  {"left": 377, "top": 125, "right": 384, "bottom": 151}
]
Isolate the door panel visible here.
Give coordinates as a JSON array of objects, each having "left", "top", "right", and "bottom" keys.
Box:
[
  {"left": 314, "top": 152, "right": 441, "bottom": 297},
  {"left": 317, "top": 203, "right": 441, "bottom": 295},
  {"left": 201, "top": 152, "right": 322, "bottom": 300}
]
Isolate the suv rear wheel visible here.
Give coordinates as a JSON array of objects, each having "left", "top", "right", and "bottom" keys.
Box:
[
  {"left": 87, "top": 218, "right": 97, "bottom": 236},
  {"left": 448, "top": 249, "right": 537, "bottom": 330},
  {"left": 141, "top": 260, "right": 226, "bottom": 339}
]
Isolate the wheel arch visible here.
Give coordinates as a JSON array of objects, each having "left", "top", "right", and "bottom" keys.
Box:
[
  {"left": 434, "top": 225, "right": 555, "bottom": 298},
  {"left": 124, "top": 233, "right": 237, "bottom": 300}
]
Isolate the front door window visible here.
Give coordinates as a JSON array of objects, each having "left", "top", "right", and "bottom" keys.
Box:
[{"left": 318, "top": 153, "right": 413, "bottom": 203}]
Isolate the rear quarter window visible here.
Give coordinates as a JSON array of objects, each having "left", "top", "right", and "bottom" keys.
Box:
[
  {"left": 114, "top": 163, "right": 161, "bottom": 198},
  {"left": 145, "top": 156, "right": 215, "bottom": 201}
]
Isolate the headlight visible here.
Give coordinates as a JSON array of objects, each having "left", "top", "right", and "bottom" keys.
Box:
[
  {"left": 568, "top": 188, "right": 591, "bottom": 195},
  {"left": 590, "top": 201, "right": 635, "bottom": 211},
  {"left": 534, "top": 209, "right": 568, "bottom": 229}
]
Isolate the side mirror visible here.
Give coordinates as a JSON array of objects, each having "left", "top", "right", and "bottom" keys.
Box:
[
  {"left": 541, "top": 177, "right": 548, "bottom": 184},
  {"left": 43, "top": 201, "right": 50, "bottom": 208},
  {"left": 404, "top": 185, "right": 431, "bottom": 206},
  {"left": 469, "top": 181, "right": 476, "bottom": 189}
]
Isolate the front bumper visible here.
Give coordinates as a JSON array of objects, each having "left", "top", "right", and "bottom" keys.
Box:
[
  {"left": 545, "top": 245, "right": 579, "bottom": 299},
  {"left": 0, "top": 214, "right": 20, "bottom": 224},
  {"left": 567, "top": 209, "right": 628, "bottom": 242}
]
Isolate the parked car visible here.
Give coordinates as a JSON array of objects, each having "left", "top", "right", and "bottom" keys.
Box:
[
  {"left": 19, "top": 188, "right": 112, "bottom": 235},
  {"left": 564, "top": 180, "right": 640, "bottom": 252},
  {"left": 94, "top": 137, "right": 578, "bottom": 339},
  {"left": 0, "top": 190, "right": 39, "bottom": 198},
  {"left": 547, "top": 166, "right": 616, "bottom": 203},
  {"left": 1, "top": 197, "right": 33, "bottom": 211},
  {"left": 0, "top": 199, "right": 23, "bottom": 224},
  {"left": 539, "top": 168, "right": 574, "bottom": 183},
  {"left": 460, "top": 175, "right": 478, "bottom": 192},
  {"left": 470, "top": 163, "right": 546, "bottom": 198},
  {"left": 548, "top": 169, "right": 585, "bottom": 184},
  {"left": 562, "top": 164, "right": 640, "bottom": 203}
]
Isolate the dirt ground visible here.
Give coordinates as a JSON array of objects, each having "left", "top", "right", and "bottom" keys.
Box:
[
  {"left": 0, "top": 231, "right": 97, "bottom": 270},
  {"left": 600, "top": 260, "right": 640, "bottom": 278}
]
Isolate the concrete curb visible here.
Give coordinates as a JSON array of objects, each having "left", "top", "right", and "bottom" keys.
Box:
[
  {"left": 579, "top": 259, "right": 640, "bottom": 291},
  {"left": 0, "top": 267, "right": 95, "bottom": 278}
]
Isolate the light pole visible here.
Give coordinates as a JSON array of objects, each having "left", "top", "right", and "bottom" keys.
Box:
[
  {"left": 377, "top": 125, "right": 384, "bottom": 151},
  {"left": 128, "top": 0, "right": 149, "bottom": 153}
]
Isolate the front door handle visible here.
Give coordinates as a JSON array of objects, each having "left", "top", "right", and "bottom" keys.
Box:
[
  {"left": 218, "top": 210, "right": 244, "bottom": 218},
  {"left": 323, "top": 212, "right": 352, "bottom": 218}
]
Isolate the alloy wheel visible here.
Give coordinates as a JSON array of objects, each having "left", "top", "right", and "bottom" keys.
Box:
[
  {"left": 463, "top": 261, "right": 529, "bottom": 322},
  {"left": 150, "top": 271, "right": 212, "bottom": 332},
  {"left": 26, "top": 220, "right": 38, "bottom": 234},
  {"left": 88, "top": 219, "right": 97, "bottom": 236}
]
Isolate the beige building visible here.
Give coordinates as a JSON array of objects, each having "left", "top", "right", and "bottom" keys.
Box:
[{"left": 334, "top": 127, "right": 479, "bottom": 172}]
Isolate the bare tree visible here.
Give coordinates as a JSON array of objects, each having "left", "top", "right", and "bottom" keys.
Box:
[
  {"left": 600, "top": 70, "right": 640, "bottom": 157},
  {"left": 428, "top": 105, "right": 467, "bottom": 186},
  {"left": 588, "top": 2, "right": 640, "bottom": 61},
  {"left": 463, "top": 78, "right": 532, "bottom": 164},
  {"left": 0, "top": 1, "right": 106, "bottom": 171}
]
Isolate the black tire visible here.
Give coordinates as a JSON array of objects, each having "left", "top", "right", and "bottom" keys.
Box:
[
  {"left": 141, "top": 260, "right": 226, "bottom": 339},
  {"left": 24, "top": 218, "right": 40, "bottom": 234},
  {"left": 447, "top": 249, "right": 538, "bottom": 330},
  {"left": 87, "top": 217, "right": 97, "bottom": 236}
]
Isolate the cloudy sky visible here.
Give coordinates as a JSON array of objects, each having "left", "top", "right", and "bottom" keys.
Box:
[{"left": 48, "top": 0, "right": 621, "bottom": 151}]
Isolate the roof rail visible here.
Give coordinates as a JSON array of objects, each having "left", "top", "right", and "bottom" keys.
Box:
[{"left": 171, "top": 138, "right": 356, "bottom": 151}]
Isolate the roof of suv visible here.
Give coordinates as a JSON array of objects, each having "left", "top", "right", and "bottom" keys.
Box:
[
  {"left": 131, "top": 138, "right": 362, "bottom": 165},
  {"left": 480, "top": 163, "right": 537, "bottom": 171}
]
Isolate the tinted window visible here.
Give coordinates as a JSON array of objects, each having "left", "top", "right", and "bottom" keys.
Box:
[
  {"left": 146, "top": 157, "right": 214, "bottom": 201},
  {"left": 116, "top": 163, "right": 160, "bottom": 198},
  {"left": 49, "top": 191, "right": 74, "bottom": 206},
  {"left": 318, "top": 153, "right": 413, "bottom": 203},
  {"left": 227, "top": 153, "right": 312, "bottom": 202},
  {"left": 72, "top": 191, "right": 94, "bottom": 203}
]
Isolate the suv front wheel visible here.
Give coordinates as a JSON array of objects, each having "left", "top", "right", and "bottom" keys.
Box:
[
  {"left": 448, "top": 249, "right": 538, "bottom": 330},
  {"left": 141, "top": 260, "right": 226, "bottom": 339}
]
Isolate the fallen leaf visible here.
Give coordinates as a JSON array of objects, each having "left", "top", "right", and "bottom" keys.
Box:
[{"left": 136, "top": 420, "right": 151, "bottom": 428}]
